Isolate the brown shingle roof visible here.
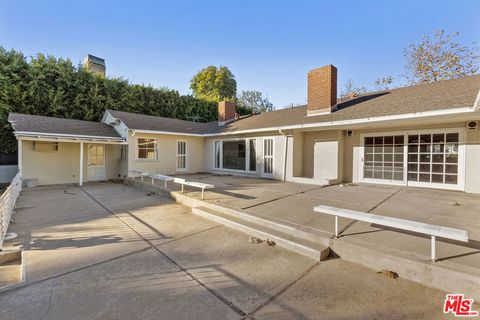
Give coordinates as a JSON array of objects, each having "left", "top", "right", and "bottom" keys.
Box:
[
  {"left": 8, "top": 113, "right": 122, "bottom": 138},
  {"left": 108, "top": 75, "right": 480, "bottom": 135},
  {"left": 216, "top": 74, "right": 480, "bottom": 133},
  {"left": 106, "top": 109, "right": 214, "bottom": 134}
]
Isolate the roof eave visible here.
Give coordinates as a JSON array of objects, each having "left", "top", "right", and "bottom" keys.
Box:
[{"left": 14, "top": 131, "right": 125, "bottom": 143}]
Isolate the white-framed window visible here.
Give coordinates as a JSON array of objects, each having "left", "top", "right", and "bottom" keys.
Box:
[
  {"left": 176, "top": 140, "right": 187, "bottom": 171},
  {"left": 119, "top": 145, "right": 128, "bottom": 160},
  {"left": 213, "top": 138, "right": 258, "bottom": 172},
  {"left": 136, "top": 138, "right": 157, "bottom": 160},
  {"left": 263, "top": 138, "right": 274, "bottom": 176}
]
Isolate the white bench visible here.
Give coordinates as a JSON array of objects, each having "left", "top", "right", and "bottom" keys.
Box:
[
  {"left": 173, "top": 179, "right": 214, "bottom": 200},
  {"left": 313, "top": 205, "right": 469, "bottom": 262},
  {"left": 129, "top": 170, "right": 149, "bottom": 181},
  {"left": 148, "top": 173, "right": 175, "bottom": 188},
  {"left": 129, "top": 170, "right": 174, "bottom": 188}
]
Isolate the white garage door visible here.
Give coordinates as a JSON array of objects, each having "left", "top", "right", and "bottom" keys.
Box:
[{"left": 361, "top": 129, "right": 464, "bottom": 190}]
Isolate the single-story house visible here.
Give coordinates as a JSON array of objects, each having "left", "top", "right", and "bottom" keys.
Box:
[{"left": 8, "top": 65, "right": 480, "bottom": 193}]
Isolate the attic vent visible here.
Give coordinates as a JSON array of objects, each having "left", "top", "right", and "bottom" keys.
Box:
[{"left": 35, "top": 142, "right": 59, "bottom": 152}]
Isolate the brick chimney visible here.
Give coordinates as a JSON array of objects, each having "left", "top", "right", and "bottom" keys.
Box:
[
  {"left": 307, "top": 65, "right": 337, "bottom": 116},
  {"left": 218, "top": 101, "right": 236, "bottom": 126}
]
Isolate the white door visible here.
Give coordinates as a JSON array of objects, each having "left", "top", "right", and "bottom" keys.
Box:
[
  {"left": 176, "top": 140, "right": 187, "bottom": 172},
  {"left": 262, "top": 138, "right": 274, "bottom": 178},
  {"left": 314, "top": 140, "right": 339, "bottom": 182},
  {"left": 88, "top": 145, "right": 106, "bottom": 181}
]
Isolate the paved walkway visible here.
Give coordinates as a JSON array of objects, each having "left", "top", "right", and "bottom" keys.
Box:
[{"left": 0, "top": 183, "right": 460, "bottom": 319}]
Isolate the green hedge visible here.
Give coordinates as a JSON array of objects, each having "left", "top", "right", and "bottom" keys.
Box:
[{"left": 0, "top": 48, "right": 217, "bottom": 154}]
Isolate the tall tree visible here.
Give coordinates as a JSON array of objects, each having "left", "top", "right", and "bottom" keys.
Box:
[
  {"left": 0, "top": 47, "right": 217, "bottom": 155},
  {"left": 190, "top": 66, "right": 237, "bottom": 102},
  {"left": 404, "top": 30, "right": 480, "bottom": 84},
  {"left": 237, "top": 90, "right": 274, "bottom": 114}
]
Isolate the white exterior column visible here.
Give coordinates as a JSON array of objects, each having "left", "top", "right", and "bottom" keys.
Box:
[
  {"left": 79, "top": 142, "right": 84, "bottom": 186},
  {"left": 18, "top": 139, "right": 23, "bottom": 176}
]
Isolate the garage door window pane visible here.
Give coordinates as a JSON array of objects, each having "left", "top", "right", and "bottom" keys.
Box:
[
  {"left": 363, "top": 136, "right": 403, "bottom": 181},
  {"left": 407, "top": 132, "right": 459, "bottom": 185}
]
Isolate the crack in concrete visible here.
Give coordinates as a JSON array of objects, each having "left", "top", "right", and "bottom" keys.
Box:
[
  {"left": 337, "top": 187, "right": 404, "bottom": 237},
  {"left": 40, "top": 281, "right": 54, "bottom": 320},
  {"left": 79, "top": 187, "right": 249, "bottom": 318},
  {"left": 241, "top": 185, "right": 327, "bottom": 210},
  {"left": 248, "top": 262, "right": 320, "bottom": 317}
]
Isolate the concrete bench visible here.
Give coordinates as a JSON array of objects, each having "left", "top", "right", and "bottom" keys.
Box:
[
  {"left": 173, "top": 179, "right": 214, "bottom": 200},
  {"left": 313, "top": 205, "right": 469, "bottom": 262}
]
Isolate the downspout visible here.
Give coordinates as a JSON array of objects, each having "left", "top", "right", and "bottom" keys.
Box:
[{"left": 279, "top": 129, "right": 288, "bottom": 181}]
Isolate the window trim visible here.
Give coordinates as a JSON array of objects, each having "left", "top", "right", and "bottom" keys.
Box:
[
  {"left": 359, "top": 128, "right": 465, "bottom": 191},
  {"left": 135, "top": 137, "right": 158, "bottom": 161},
  {"left": 176, "top": 139, "right": 188, "bottom": 172}
]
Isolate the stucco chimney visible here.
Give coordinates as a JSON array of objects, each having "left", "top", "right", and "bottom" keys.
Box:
[
  {"left": 307, "top": 65, "right": 337, "bottom": 116},
  {"left": 218, "top": 101, "right": 236, "bottom": 126}
]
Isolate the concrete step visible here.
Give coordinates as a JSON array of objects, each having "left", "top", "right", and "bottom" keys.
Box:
[
  {"left": 0, "top": 249, "right": 23, "bottom": 289},
  {"left": 205, "top": 203, "right": 332, "bottom": 245},
  {"left": 192, "top": 206, "right": 330, "bottom": 261},
  {"left": 332, "top": 236, "right": 480, "bottom": 300}
]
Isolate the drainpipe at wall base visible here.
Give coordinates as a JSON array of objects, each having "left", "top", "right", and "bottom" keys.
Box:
[{"left": 278, "top": 129, "right": 289, "bottom": 181}]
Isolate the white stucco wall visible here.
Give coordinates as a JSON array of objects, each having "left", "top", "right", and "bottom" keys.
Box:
[
  {"left": 21, "top": 140, "right": 121, "bottom": 185},
  {"left": 127, "top": 132, "right": 204, "bottom": 175},
  {"left": 465, "top": 127, "right": 480, "bottom": 193}
]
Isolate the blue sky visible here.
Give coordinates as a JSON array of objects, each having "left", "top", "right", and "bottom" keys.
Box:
[{"left": 1, "top": 0, "right": 479, "bottom": 108}]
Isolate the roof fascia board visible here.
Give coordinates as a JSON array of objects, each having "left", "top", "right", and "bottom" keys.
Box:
[
  {"left": 17, "top": 136, "right": 127, "bottom": 144},
  {"left": 474, "top": 89, "right": 480, "bottom": 111},
  {"left": 14, "top": 131, "right": 125, "bottom": 141},
  {"left": 204, "top": 106, "right": 476, "bottom": 136},
  {"left": 56, "top": 106, "right": 478, "bottom": 139},
  {"left": 131, "top": 129, "right": 204, "bottom": 137}
]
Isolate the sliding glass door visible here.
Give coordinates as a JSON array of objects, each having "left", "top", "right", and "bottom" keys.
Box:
[{"left": 213, "top": 138, "right": 258, "bottom": 173}]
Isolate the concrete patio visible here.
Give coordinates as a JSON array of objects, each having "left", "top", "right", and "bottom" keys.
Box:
[
  {"left": 128, "top": 173, "right": 480, "bottom": 298},
  {"left": 0, "top": 183, "right": 458, "bottom": 319}
]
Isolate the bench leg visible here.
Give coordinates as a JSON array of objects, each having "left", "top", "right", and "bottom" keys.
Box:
[
  {"left": 151, "top": 177, "right": 154, "bottom": 185},
  {"left": 334, "top": 216, "right": 338, "bottom": 238},
  {"left": 164, "top": 180, "right": 167, "bottom": 189},
  {"left": 201, "top": 189, "right": 204, "bottom": 200},
  {"left": 141, "top": 176, "right": 144, "bottom": 182},
  {"left": 181, "top": 184, "right": 184, "bottom": 193},
  {"left": 431, "top": 235, "right": 436, "bottom": 262}
]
